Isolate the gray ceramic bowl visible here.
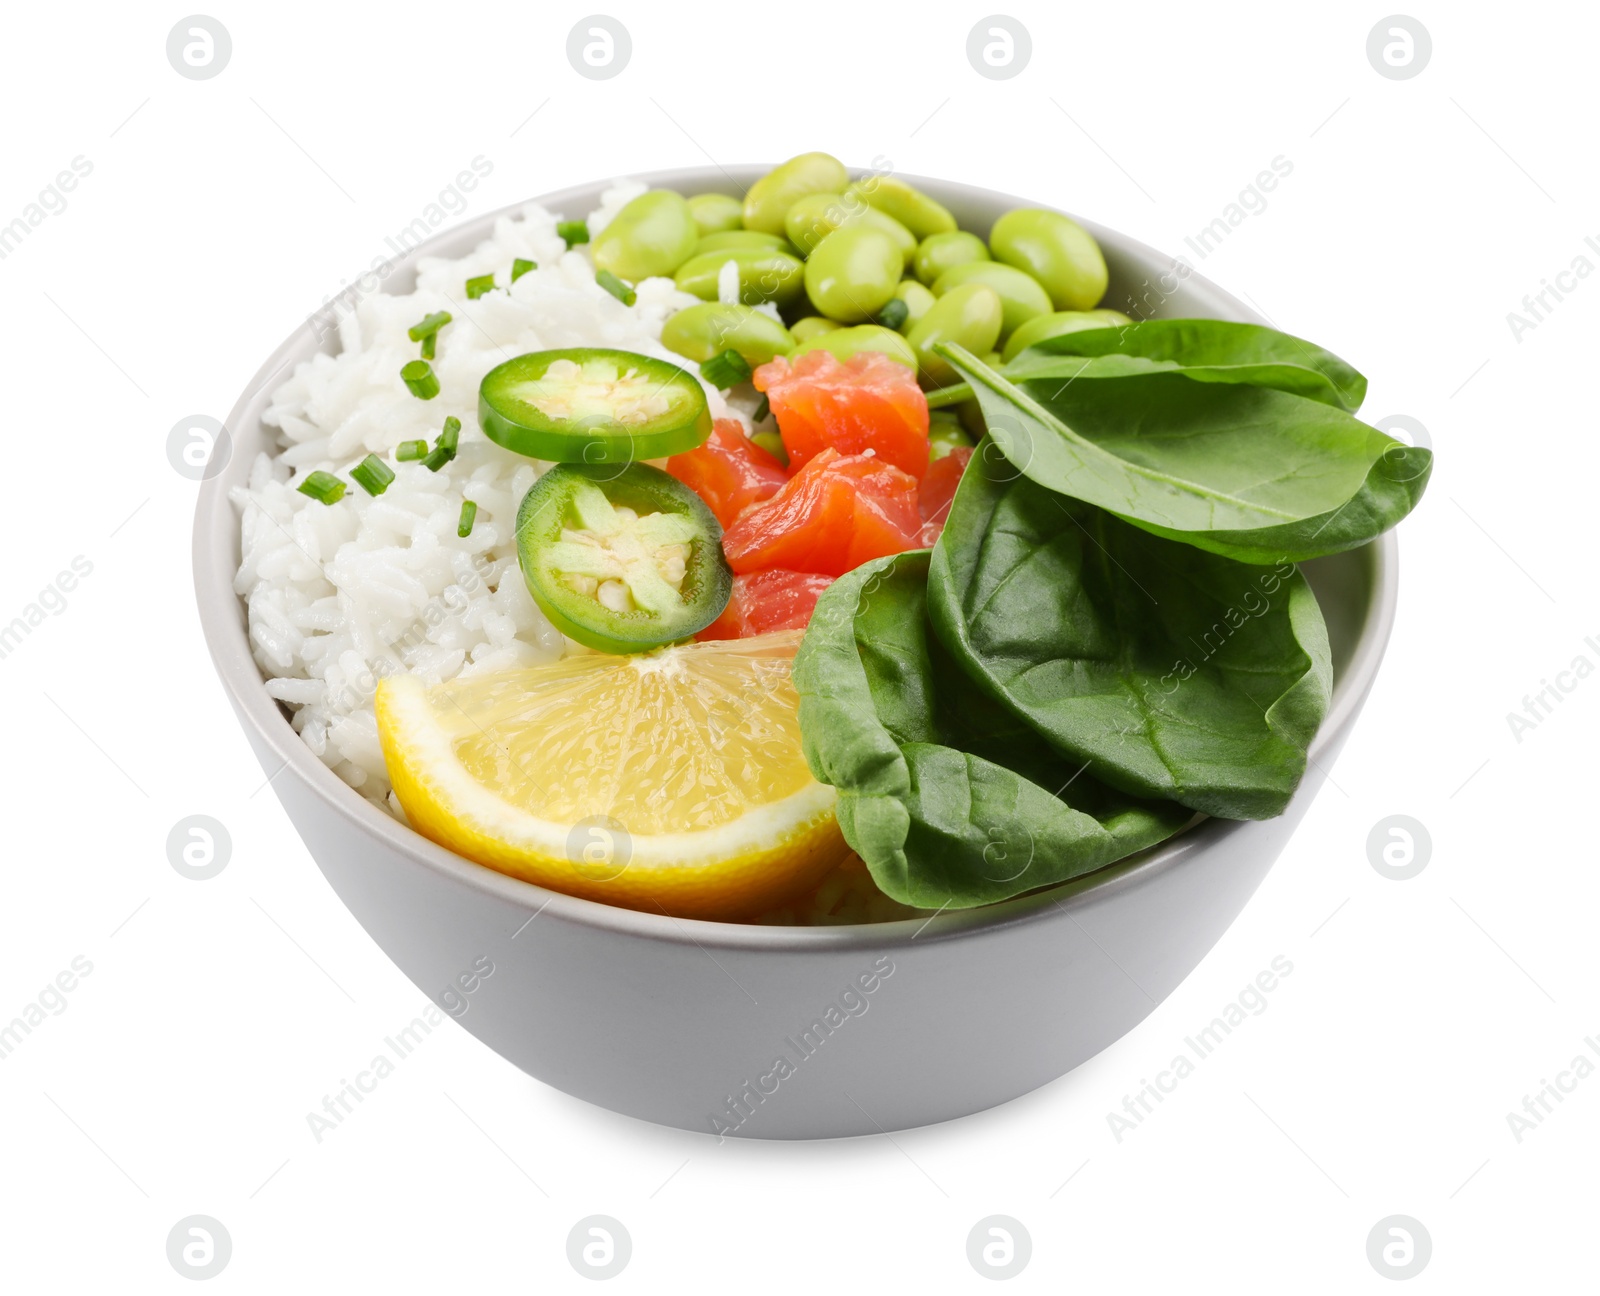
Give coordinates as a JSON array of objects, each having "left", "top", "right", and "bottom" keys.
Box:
[{"left": 194, "top": 167, "right": 1395, "bottom": 1139}]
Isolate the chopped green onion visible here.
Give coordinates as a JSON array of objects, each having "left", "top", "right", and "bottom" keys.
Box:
[
  {"left": 876, "top": 297, "right": 910, "bottom": 331},
  {"left": 751, "top": 393, "right": 771, "bottom": 424},
  {"left": 511, "top": 258, "right": 536, "bottom": 282},
  {"left": 421, "top": 332, "right": 437, "bottom": 360},
  {"left": 557, "top": 220, "right": 589, "bottom": 246},
  {"left": 699, "top": 348, "right": 752, "bottom": 389},
  {"left": 465, "top": 274, "right": 495, "bottom": 300},
  {"left": 401, "top": 360, "right": 440, "bottom": 400},
  {"left": 407, "top": 311, "right": 452, "bottom": 342},
  {"left": 595, "top": 269, "right": 636, "bottom": 306},
  {"left": 395, "top": 439, "right": 429, "bottom": 461},
  {"left": 297, "top": 470, "right": 345, "bottom": 505},
  {"left": 423, "top": 416, "right": 461, "bottom": 471},
  {"left": 351, "top": 454, "right": 396, "bottom": 497},
  {"left": 457, "top": 499, "right": 478, "bottom": 537}
]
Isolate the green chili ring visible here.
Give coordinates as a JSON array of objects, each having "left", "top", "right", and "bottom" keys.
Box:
[
  {"left": 479, "top": 348, "right": 712, "bottom": 465},
  {"left": 515, "top": 462, "right": 732, "bottom": 653}
]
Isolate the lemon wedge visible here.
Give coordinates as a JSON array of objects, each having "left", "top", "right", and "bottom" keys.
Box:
[{"left": 376, "top": 630, "right": 848, "bottom": 920}]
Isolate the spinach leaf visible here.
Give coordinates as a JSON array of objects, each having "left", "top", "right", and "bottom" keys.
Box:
[
  {"left": 793, "top": 550, "right": 1192, "bottom": 909},
  {"left": 1005, "top": 318, "right": 1367, "bottom": 411},
  {"left": 927, "top": 443, "right": 1332, "bottom": 819},
  {"left": 940, "top": 345, "right": 1431, "bottom": 565}
]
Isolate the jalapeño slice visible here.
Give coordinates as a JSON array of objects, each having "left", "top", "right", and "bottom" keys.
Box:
[
  {"left": 515, "top": 462, "right": 732, "bottom": 653},
  {"left": 479, "top": 348, "right": 712, "bottom": 464}
]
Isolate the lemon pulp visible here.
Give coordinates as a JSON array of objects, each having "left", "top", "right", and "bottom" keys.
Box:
[{"left": 377, "top": 631, "right": 848, "bottom": 920}]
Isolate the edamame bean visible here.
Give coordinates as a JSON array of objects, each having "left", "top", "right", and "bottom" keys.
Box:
[
  {"left": 674, "top": 247, "right": 805, "bottom": 307},
  {"left": 790, "top": 316, "right": 844, "bottom": 343},
  {"left": 905, "top": 282, "right": 1003, "bottom": 387},
  {"left": 783, "top": 192, "right": 917, "bottom": 266},
  {"left": 928, "top": 412, "right": 974, "bottom": 459},
  {"left": 931, "top": 261, "right": 1052, "bottom": 340},
  {"left": 913, "top": 231, "right": 989, "bottom": 285},
  {"left": 893, "top": 279, "right": 936, "bottom": 333},
  {"left": 742, "top": 152, "right": 850, "bottom": 235},
  {"left": 659, "top": 302, "right": 795, "bottom": 366},
  {"left": 790, "top": 324, "right": 917, "bottom": 370},
  {"left": 1000, "top": 308, "right": 1133, "bottom": 362},
  {"left": 686, "top": 192, "right": 744, "bottom": 236},
  {"left": 988, "top": 208, "right": 1109, "bottom": 311},
  {"left": 694, "top": 230, "right": 789, "bottom": 255},
  {"left": 955, "top": 397, "right": 986, "bottom": 438},
  {"left": 750, "top": 430, "right": 787, "bottom": 462},
  {"left": 846, "top": 176, "right": 957, "bottom": 240},
  {"left": 803, "top": 225, "right": 902, "bottom": 323},
  {"left": 590, "top": 190, "right": 700, "bottom": 283}
]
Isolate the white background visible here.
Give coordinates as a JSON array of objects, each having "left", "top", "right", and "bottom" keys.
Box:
[{"left": 1, "top": 1, "right": 1593, "bottom": 1289}]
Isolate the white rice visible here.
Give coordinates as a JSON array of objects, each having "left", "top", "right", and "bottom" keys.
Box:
[
  {"left": 232, "top": 181, "right": 751, "bottom": 812},
  {"left": 230, "top": 181, "right": 923, "bottom": 926}
]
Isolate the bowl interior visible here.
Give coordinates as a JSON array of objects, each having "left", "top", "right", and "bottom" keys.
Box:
[{"left": 193, "top": 165, "right": 1395, "bottom": 949}]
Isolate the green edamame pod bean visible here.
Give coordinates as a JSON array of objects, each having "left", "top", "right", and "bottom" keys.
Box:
[
  {"left": 693, "top": 230, "right": 789, "bottom": 255},
  {"left": 846, "top": 176, "right": 957, "bottom": 241},
  {"left": 893, "top": 280, "right": 936, "bottom": 333},
  {"left": 905, "top": 282, "right": 1003, "bottom": 387},
  {"left": 789, "top": 316, "right": 844, "bottom": 344},
  {"left": 659, "top": 302, "right": 795, "bottom": 366},
  {"left": 750, "top": 430, "right": 787, "bottom": 462},
  {"left": 955, "top": 397, "right": 986, "bottom": 438},
  {"left": 913, "top": 231, "right": 990, "bottom": 285},
  {"left": 783, "top": 192, "right": 917, "bottom": 266},
  {"left": 742, "top": 152, "right": 850, "bottom": 236},
  {"left": 1000, "top": 309, "right": 1133, "bottom": 362},
  {"left": 928, "top": 412, "right": 974, "bottom": 459},
  {"left": 590, "top": 190, "right": 700, "bottom": 283},
  {"left": 858, "top": 210, "right": 917, "bottom": 268},
  {"left": 674, "top": 247, "right": 805, "bottom": 307},
  {"left": 790, "top": 324, "right": 917, "bottom": 370},
  {"left": 685, "top": 192, "right": 744, "bottom": 236},
  {"left": 931, "top": 261, "right": 1052, "bottom": 340},
  {"left": 988, "top": 208, "right": 1109, "bottom": 311},
  {"left": 803, "top": 225, "right": 902, "bottom": 323}
]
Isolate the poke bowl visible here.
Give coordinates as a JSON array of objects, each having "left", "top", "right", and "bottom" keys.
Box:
[{"left": 194, "top": 162, "right": 1412, "bottom": 1138}]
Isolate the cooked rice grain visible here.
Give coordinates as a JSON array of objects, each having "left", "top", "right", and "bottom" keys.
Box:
[{"left": 233, "top": 185, "right": 731, "bottom": 808}]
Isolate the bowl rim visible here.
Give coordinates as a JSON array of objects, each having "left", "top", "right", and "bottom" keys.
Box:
[{"left": 194, "top": 164, "right": 1398, "bottom": 953}]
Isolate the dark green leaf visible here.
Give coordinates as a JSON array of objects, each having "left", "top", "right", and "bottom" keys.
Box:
[
  {"left": 1004, "top": 318, "right": 1367, "bottom": 411},
  {"left": 927, "top": 443, "right": 1333, "bottom": 819},
  {"left": 942, "top": 345, "right": 1431, "bottom": 564},
  {"left": 794, "top": 550, "right": 1190, "bottom": 909}
]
